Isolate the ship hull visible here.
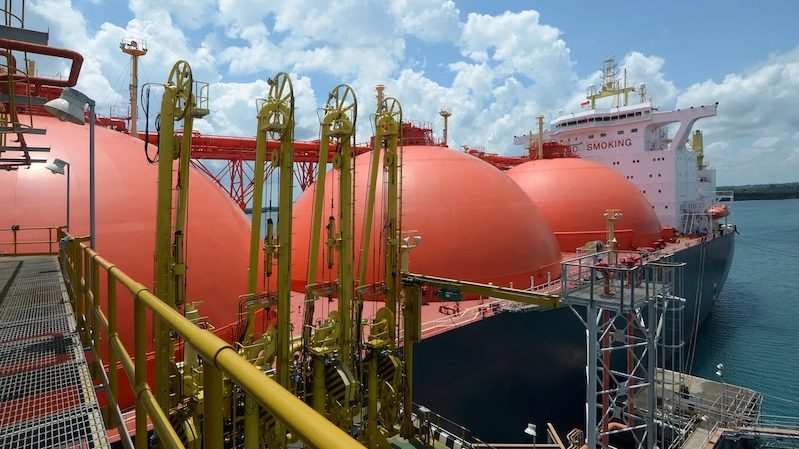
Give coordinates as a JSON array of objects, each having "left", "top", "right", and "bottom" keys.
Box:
[{"left": 413, "top": 232, "right": 735, "bottom": 442}]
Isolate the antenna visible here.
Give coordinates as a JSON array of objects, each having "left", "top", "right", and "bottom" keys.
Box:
[{"left": 120, "top": 38, "right": 148, "bottom": 135}]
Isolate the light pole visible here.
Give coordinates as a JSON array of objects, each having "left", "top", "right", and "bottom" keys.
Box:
[
  {"left": 43, "top": 88, "right": 96, "bottom": 248},
  {"left": 716, "top": 363, "right": 725, "bottom": 425},
  {"left": 45, "top": 158, "right": 71, "bottom": 230},
  {"left": 524, "top": 423, "right": 537, "bottom": 449}
]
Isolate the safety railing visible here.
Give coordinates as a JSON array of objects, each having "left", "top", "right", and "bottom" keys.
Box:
[
  {"left": 0, "top": 225, "right": 63, "bottom": 255},
  {"left": 58, "top": 229, "right": 365, "bottom": 449}
]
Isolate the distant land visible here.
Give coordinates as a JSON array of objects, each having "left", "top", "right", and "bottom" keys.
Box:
[{"left": 719, "top": 182, "right": 799, "bottom": 201}]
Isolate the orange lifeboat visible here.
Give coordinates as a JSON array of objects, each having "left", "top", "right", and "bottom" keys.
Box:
[{"left": 707, "top": 204, "right": 729, "bottom": 219}]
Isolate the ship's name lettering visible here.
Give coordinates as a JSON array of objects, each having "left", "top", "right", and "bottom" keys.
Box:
[{"left": 585, "top": 138, "right": 633, "bottom": 151}]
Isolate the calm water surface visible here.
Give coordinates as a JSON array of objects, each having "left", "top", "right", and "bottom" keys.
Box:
[{"left": 693, "top": 198, "right": 799, "bottom": 418}]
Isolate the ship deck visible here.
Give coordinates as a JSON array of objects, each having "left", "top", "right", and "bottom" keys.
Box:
[{"left": 0, "top": 255, "right": 109, "bottom": 448}]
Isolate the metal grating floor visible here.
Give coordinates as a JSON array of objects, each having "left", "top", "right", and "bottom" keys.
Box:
[{"left": 0, "top": 256, "right": 109, "bottom": 448}]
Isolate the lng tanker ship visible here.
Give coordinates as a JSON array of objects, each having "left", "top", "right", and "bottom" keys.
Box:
[{"left": 405, "top": 59, "right": 735, "bottom": 442}]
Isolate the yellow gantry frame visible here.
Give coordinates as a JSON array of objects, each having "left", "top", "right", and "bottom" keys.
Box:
[
  {"left": 245, "top": 72, "right": 298, "bottom": 449},
  {"left": 305, "top": 84, "right": 358, "bottom": 367},
  {"left": 153, "top": 60, "right": 196, "bottom": 414}
]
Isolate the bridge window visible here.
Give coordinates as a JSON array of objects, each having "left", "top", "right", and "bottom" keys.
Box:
[
  {"left": 617, "top": 130, "right": 624, "bottom": 135},
  {"left": 588, "top": 134, "right": 594, "bottom": 139},
  {"left": 631, "top": 128, "right": 638, "bottom": 133},
  {"left": 600, "top": 133, "right": 607, "bottom": 137}
]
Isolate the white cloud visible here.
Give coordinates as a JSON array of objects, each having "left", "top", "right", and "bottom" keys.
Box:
[
  {"left": 23, "top": 2, "right": 799, "bottom": 185},
  {"left": 388, "top": 0, "right": 462, "bottom": 43},
  {"left": 677, "top": 46, "right": 799, "bottom": 183}
]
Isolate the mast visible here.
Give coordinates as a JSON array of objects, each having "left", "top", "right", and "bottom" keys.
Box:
[
  {"left": 120, "top": 38, "right": 147, "bottom": 135},
  {"left": 439, "top": 109, "right": 452, "bottom": 146}
]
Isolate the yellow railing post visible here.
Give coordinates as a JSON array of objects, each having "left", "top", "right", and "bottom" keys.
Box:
[
  {"left": 134, "top": 296, "right": 148, "bottom": 449},
  {"left": 92, "top": 256, "right": 101, "bottom": 366},
  {"left": 203, "top": 359, "right": 223, "bottom": 449},
  {"left": 107, "top": 272, "right": 118, "bottom": 428},
  {"left": 75, "top": 243, "right": 85, "bottom": 343},
  {"left": 83, "top": 248, "right": 91, "bottom": 346}
]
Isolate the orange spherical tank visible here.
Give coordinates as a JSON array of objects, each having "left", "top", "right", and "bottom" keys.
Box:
[
  {"left": 506, "top": 158, "right": 662, "bottom": 252},
  {"left": 291, "top": 146, "right": 562, "bottom": 291},
  {"left": 0, "top": 115, "right": 251, "bottom": 404}
]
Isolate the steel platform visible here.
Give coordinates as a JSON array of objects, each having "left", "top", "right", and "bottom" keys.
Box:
[{"left": 0, "top": 256, "right": 109, "bottom": 448}]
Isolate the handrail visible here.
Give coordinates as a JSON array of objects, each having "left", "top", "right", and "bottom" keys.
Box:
[
  {"left": 0, "top": 225, "right": 63, "bottom": 255},
  {"left": 58, "top": 230, "right": 365, "bottom": 449}
]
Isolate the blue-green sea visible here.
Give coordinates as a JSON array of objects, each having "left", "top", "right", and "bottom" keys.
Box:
[{"left": 693, "top": 198, "right": 799, "bottom": 418}]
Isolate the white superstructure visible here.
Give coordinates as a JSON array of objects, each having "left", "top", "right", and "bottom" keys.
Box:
[{"left": 517, "top": 58, "right": 719, "bottom": 234}]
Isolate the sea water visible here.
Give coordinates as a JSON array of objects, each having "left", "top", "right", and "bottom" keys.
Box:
[{"left": 693, "top": 198, "right": 799, "bottom": 418}]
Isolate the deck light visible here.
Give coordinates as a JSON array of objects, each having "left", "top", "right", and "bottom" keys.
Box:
[{"left": 44, "top": 88, "right": 96, "bottom": 248}]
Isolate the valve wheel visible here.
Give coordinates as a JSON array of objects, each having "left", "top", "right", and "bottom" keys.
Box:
[
  {"left": 168, "top": 60, "right": 193, "bottom": 120},
  {"left": 381, "top": 97, "right": 402, "bottom": 124},
  {"left": 265, "top": 72, "right": 295, "bottom": 133},
  {"left": 326, "top": 84, "right": 357, "bottom": 121}
]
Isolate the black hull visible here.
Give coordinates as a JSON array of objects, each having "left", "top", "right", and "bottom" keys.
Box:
[{"left": 413, "top": 232, "right": 735, "bottom": 443}]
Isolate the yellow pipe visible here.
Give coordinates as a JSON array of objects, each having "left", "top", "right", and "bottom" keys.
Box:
[
  {"left": 383, "top": 101, "right": 401, "bottom": 315},
  {"left": 153, "top": 80, "right": 178, "bottom": 413},
  {"left": 174, "top": 114, "right": 194, "bottom": 307},
  {"left": 402, "top": 273, "right": 559, "bottom": 308},
  {"left": 367, "top": 353, "right": 378, "bottom": 449},
  {"left": 247, "top": 102, "right": 269, "bottom": 298},
  {"left": 338, "top": 130, "right": 354, "bottom": 367},
  {"left": 203, "top": 362, "right": 224, "bottom": 449},
  {"left": 400, "top": 285, "right": 419, "bottom": 439},
  {"left": 139, "top": 387, "right": 184, "bottom": 449},
  {"left": 276, "top": 118, "right": 294, "bottom": 391},
  {"left": 306, "top": 125, "right": 331, "bottom": 286},
  {"left": 134, "top": 298, "right": 148, "bottom": 449},
  {"left": 109, "top": 336, "right": 135, "bottom": 385},
  {"left": 358, "top": 116, "right": 385, "bottom": 286}
]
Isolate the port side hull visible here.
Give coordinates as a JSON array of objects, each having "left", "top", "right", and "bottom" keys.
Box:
[{"left": 413, "top": 232, "right": 734, "bottom": 442}]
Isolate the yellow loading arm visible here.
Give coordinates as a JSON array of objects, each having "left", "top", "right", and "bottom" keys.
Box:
[
  {"left": 299, "top": 86, "right": 363, "bottom": 439},
  {"left": 380, "top": 98, "right": 403, "bottom": 315},
  {"left": 358, "top": 97, "right": 401, "bottom": 286},
  {"left": 153, "top": 60, "right": 207, "bottom": 414}
]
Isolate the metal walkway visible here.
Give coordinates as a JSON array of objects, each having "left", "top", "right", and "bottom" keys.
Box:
[{"left": 0, "top": 256, "right": 109, "bottom": 448}]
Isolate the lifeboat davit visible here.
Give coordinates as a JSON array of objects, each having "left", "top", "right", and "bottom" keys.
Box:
[
  {"left": 507, "top": 158, "right": 662, "bottom": 252},
  {"left": 291, "top": 146, "right": 563, "bottom": 290}
]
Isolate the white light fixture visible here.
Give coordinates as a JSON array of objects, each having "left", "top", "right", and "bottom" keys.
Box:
[
  {"left": 715, "top": 370, "right": 723, "bottom": 377},
  {"left": 717, "top": 363, "right": 724, "bottom": 370},
  {"left": 524, "top": 423, "right": 537, "bottom": 437},
  {"left": 45, "top": 158, "right": 68, "bottom": 175},
  {"left": 44, "top": 88, "right": 90, "bottom": 125}
]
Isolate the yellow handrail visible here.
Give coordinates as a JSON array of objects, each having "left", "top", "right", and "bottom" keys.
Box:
[
  {"left": 58, "top": 230, "right": 365, "bottom": 449},
  {"left": 0, "top": 225, "right": 63, "bottom": 255}
]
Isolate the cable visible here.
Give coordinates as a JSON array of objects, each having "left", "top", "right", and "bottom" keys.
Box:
[
  {"left": 141, "top": 83, "right": 159, "bottom": 164},
  {"left": 736, "top": 238, "right": 799, "bottom": 258}
]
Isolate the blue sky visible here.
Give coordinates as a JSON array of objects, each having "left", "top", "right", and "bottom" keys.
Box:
[{"left": 26, "top": 0, "right": 799, "bottom": 185}]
